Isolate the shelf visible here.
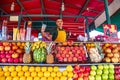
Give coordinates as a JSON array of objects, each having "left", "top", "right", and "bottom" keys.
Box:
[{"left": 0, "top": 63, "right": 120, "bottom": 66}]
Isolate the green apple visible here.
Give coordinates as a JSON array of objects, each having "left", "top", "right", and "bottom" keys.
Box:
[
  {"left": 90, "top": 70, "right": 96, "bottom": 76},
  {"left": 109, "top": 69, "right": 114, "bottom": 74},
  {"left": 89, "top": 75, "right": 95, "bottom": 80},
  {"left": 91, "top": 65, "right": 97, "bottom": 70},
  {"left": 95, "top": 75, "right": 101, "bottom": 80},
  {"left": 98, "top": 64, "right": 103, "bottom": 70},
  {"left": 109, "top": 64, "right": 114, "bottom": 69},
  {"left": 109, "top": 74, "right": 114, "bottom": 80},
  {"left": 103, "top": 69, "right": 109, "bottom": 74},
  {"left": 102, "top": 74, "right": 108, "bottom": 80},
  {"left": 96, "top": 69, "right": 102, "bottom": 75},
  {"left": 103, "top": 64, "right": 109, "bottom": 69}
]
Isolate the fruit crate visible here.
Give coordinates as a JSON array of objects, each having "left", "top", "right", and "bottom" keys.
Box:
[{"left": 54, "top": 42, "right": 88, "bottom": 64}]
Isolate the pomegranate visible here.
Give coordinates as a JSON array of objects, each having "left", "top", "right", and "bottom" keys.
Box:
[
  {"left": 6, "top": 53, "right": 11, "bottom": 58},
  {"left": 0, "top": 53, "right": 6, "bottom": 58},
  {"left": 14, "top": 58, "right": 19, "bottom": 63},
  {"left": 8, "top": 58, "right": 14, "bottom": 63}
]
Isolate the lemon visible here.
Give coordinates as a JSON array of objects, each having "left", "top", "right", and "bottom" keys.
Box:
[
  {"left": 18, "top": 71, "right": 24, "bottom": 77},
  {"left": 54, "top": 77, "right": 60, "bottom": 80},
  {"left": 35, "top": 67, "right": 41, "bottom": 72},
  {"left": 62, "top": 70, "right": 68, "bottom": 76},
  {"left": 48, "top": 67, "right": 53, "bottom": 72},
  {"left": 68, "top": 72, "right": 73, "bottom": 78},
  {"left": 31, "top": 72, "right": 37, "bottom": 77},
  {"left": 4, "top": 71, "right": 10, "bottom": 76},
  {"left": 51, "top": 72, "right": 56, "bottom": 77},
  {"left": 22, "top": 66, "right": 28, "bottom": 72},
  {"left": 26, "top": 77, "right": 33, "bottom": 80},
  {"left": 53, "top": 66, "right": 59, "bottom": 72},
  {"left": 24, "top": 71, "right": 30, "bottom": 77},
  {"left": 3, "top": 66, "right": 9, "bottom": 72},
  {"left": 9, "top": 66, "right": 15, "bottom": 72},
  {"left": 66, "top": 65, "right": 73, "bottom": 72},
  {"left": 44, "top": 71, "right": 50, "bottom": 77},
  {"left": 68, "top": 77, "right": 72, "bottom": 80},
  {"left": 60, "top": 76, "right": 67, "bottom": 80},
  {"left": 20, "top": 76, "right": 26, "bottom": 80},
  {"left": 11, "top": 71, "right": 17, "bottom": 77},
  {"left": 0, "top": 67, "right": 2, "bottom": 71},
  {"left": 16, "top": 66, "right": 22, "bottom": 72},
  {"left": 57, "top": 71, "right": 62, "bottom": 77},
  {"left": 13, "top": 77, "right": 19, "bottom": 80},
  {"left": 0, "top": 71, "right": 4, "bottom": 76},
  {"left": 29, "top": 66, "right": 35, "bottom": 72},
  {"left": 41, "top": 77, "right": 47, "bottom": 80},
  {"left": 41, "top": 67, "right": 47, "bottom": 72},
  {"left": 33, "top": 76, "right": 39, "bottom": 80},
  {"left": 38, "top": 72, "right": 43, "bottom": 77},
  {"left": 6, "top": 76, "right": 12, "bottom": 80},
  {"left": 0, "top": 76, "right": 5, "bottom": 80},
  {"left": 48, "top": 77, "right": 53, "bottom": 80}
]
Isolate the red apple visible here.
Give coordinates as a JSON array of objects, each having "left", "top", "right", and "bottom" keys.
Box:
[
  {"left": 8, "top": 58, "right": 14, "bottom": 63},
  {"left": 76, "top": 50, "right": 81, "bottom": 54},
  {"left": 70, "top": 54, "right": 74, "bottom": 57},
  {"left": 1, "top": 58, "right": 7, "bottom": 63},
  {"left": 61, "top": 47, "right": 65, "bottom": 51},
  {"left": 0, "top": 53, "right": 5, "bottom": 58},
  {"left": 83, "top": 71, "right": 89, "bottom": 77},
  {"left": 56, "top": 53, "right": 61, "bottom": 58},
  {"left": 0, "top": 42, "right": 3, "bottom": 46},
  {"left": 19, "top": 54, "right": 23, "bottom": 58},
  {"left": 68, "top": 57, "right": 72, "bottom": 62},
  {"left": 5, "top": 46, "right": 11, "bottom": 51},
  {"left": 63, "top": 50, "right": 67, "bottom": 54},
  {"left": 63, "top": 58, "right": 68, "bottom": 62},
  {"left": 73, "top": 69, "right": 79, "bottom": 74},
  {"left": 85, "top": 66, "right": 91, "bottom": 72},
  {"left": 68, "top": 51, "right": 72, "bottom": 55},
  {"left": 56, "top": 46, "right": 61, "bottom": 50},
  {"left": 74, "top": 46, "right": 79, "bottom": 50},
  {"left": 58, "top": 57, "right": 63, "bottom": 62},
  {"left": 73, "top": 73, "right": 79, "bottom": 79},
  {"left": 9, "top": 50, "right": 14, "bottom": 54},
  {"left": 66, "top": 54, "right": 69, "bottom": 58},
  {"left": 70, "top": 47, "right": 74, "bottom": 50},
  {"left": 61, "top": 53, "right": 66, "bottom": 58},
  {"left": 5, "top": 51, "right": 9, "bottom": 54},
  {"left": 75, "top": 54, "right": 79, "bottom": 58},
  {"left": 66, "top": 47, "right": 70, "bottom": 51},
  {"left": 14, "top": 58, "right": 19, "bottom": 63},
  {"left": 80, "top": 66, "right": 85, "bottom": 72},
  {"left": 78, "top": 56, "right": 82, "bottom": 61},
  {"left": 19, "top": 57, "right": 23, "bottom": 63},
  {"left": 74, "top": 65, "right": 80, "bottom": 70},
  {"left": 0, "top": 46, "right": 4, "bottom": 51},
  {"left": 12, "top": 46, "right": 18, "bottom": 50},
  {"left": 78, "top": 72, "right": 83, "bottom": 77},
  {"left": 73, "top": 57, "right": 78, "bottom": 62},
  {"left": 72, "top": 50, "right": 76, "bottom": 53},
  {"left": 0, "top": 50, "right": 5, "bottom": 54},
  {"left": 6, "top": 53, "right": 11, "bottom": 58},
  {"left": 79, "top": 46, "right": 84, "bottom": 51},
  {"left": 83, "top": 76, "right": 88, "bottom": 80},
  {"left": 12, "top": 53, "right": 19, "bottom": 58},
  {"left": 0, "top": 58, "right": 1, "bottom": 62}
]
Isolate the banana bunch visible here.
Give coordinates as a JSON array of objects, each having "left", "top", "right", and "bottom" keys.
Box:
[{"left": 31, "top": 41, "right": 47, "bottom": 51}]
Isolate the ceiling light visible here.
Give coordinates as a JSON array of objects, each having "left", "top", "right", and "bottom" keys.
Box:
[
  {"left": 11, "top": 2, "right": 15, "bottom": 11},
  {"left": 61, "top": 2, "right": 65, "bottom": 11}
]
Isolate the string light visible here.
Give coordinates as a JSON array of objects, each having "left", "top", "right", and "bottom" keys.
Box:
[
  {"left": 11, "top": 2, "right": 15, "bottom": 11},
  {"left": 61, "top": 2, "right": 65, "bottom": 11}
]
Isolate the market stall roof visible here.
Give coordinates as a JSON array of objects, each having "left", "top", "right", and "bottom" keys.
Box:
[{"left": 0, "top": 0, "right": 113, "bottom": 40}]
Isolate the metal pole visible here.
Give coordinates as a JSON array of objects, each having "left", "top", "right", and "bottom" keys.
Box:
[
  {"left": 85, "top": 17, "right": 90, "bottom": 41},
  {"left": 18, "top": 14, "right": 22, "bottom": 29},
  {"left": 104, "top": 0, "right": 111, "bottom": 24}
]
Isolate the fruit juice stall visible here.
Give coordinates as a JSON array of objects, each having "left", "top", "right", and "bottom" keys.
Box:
[{"left": 0, "top": 0, "right": 120, "bottom": 80}]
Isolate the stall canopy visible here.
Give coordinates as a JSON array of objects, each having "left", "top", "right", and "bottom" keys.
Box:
[{"left": 0, "top": 0, "right": 113, "bottom": 40}]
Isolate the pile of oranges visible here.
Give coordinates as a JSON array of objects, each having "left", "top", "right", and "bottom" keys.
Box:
[{"left": 0, "top": 65, "right": 74, "bottom": 80}]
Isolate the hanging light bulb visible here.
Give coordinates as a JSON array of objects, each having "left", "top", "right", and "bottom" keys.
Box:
[
  {"left": 61, "top": 2, "right": 65, "bottom": 11},
  {"left": 11, "top": 2, "right": 15, "bottom": 11}
]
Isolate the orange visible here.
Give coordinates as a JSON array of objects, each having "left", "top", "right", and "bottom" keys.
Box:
[
  {"left": 4, "top": 71, "right": 10, "bottom": 76},
  {"left": 21, "top": 42, "right": 25, "bottom": 47},
  {"left": 29, "top": 66, "right": 35, "bottom": 72},
  {"left": 11, "top": 71, "right": 17, "bottom": 77},
  {"left": 53, "top": 66, "right": 59, "bottom": 72},
  {"left": 41, "top": 77, "right": 47, "bottom": 80},
  {"left": 31, "top": 72, "right": 37, "bottom": 77},
  {"left": 16, "top": 66, "right": 22, "bottom": 72},
  {"left": 3, "top": 66, "right": 9, "bottom": 72},
  {"left": 37, "top": 72, "right": 43, "bottom": 77},
  {"left": 44, "top": 71, "right": 50, "bottom": 77},
  {"left": 26, "top": 77, "right": 33, "bottom": 80},
  {"left": 66, "top": 65, "right": 73, "bottom": 72},
  {"left": 0, "top": 71, "right": 4, "bottom": 76},
  {"left": 60, "top": 76, "right": 67, "bottom": 80},
  {"left": 35, "top": 67, "right": 41, "bottom": 72},
  {"left": 56, "top": 71, "right": 62, "bottom": 77},
  {"left": 0, "top": 76, "right": 5, "bottom": 80},
  {"left": 9, "top": 66, "right": 15, "bottom": 72},
  {"left": 0, "top": 67, "right": 2, "bottom": 71},
  {"left": 48, "top": 67, "right": 53, "bottom": 72},
  {"left": 6, "top": 76, "right": 12, "bottom": 80},
  {"left": 51, "top": 72, "right": 56, "bottom": 77},
  {"left": 18, "top": 71, "right": 24, "bottom": 77},
  {"left": 20, "top": 76, "right": 26, "bottom": 80},
  {"left": 12, "top": 42, "right": 16, "bottom": 46},
  {"left": 13, "top": 77, "right": 19, "bottom": 80},
  {"left": 22, "top": 66, "right": 28, "bottom": 72},
  {"left": 54, "top": 77, "right": 60, "bottom": 80},
  {"left": 68, "top": 77, "right": 72, "bottom": 80},
  {"left": 47, "top": 77, "right": 53, "bottom": 80},
  {"left": 17, "top": 42, "right": 21, "bottom": 46},
  {"left": 68, "top": 72, "right": 73, "bottom": 78},
  {"left": 62, "top": 70, "right": 68, "bottom": 76},
  {"left": 33, "top": 76, "right": 39, "bottom": 80},
  {"left": 24, "top": 71, "right": 30, "bottom": 77},
  {"left": 41, "top": 67, "right": 47, "bottom": 72}
]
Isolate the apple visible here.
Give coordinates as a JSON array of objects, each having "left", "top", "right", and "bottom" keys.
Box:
[
  {"left": 8, "top": 58, "right": 14, "bottom": 63},
  {"left": 58, "top": 57, "right": 63, "bottom": 62},
  {"left": 0, "top": 50, "right": 5, "bottom": 54},
  {"left": 90, "top": 70, "right": 96, "bottom": 76},
  {"left": 78, "top": 56, "right": 82, "bottom": 61},
  {"left": 83, "top": 76, "right": 88, "bottom": 80},
  {"left": 85, "top": 66, "right": 91, "bottom": 72},
  {"left": 91, "top": 65, "right": 97, "bottom": 70},
  {"left": 74, "top": 65, "right": 80, "bottom": 70},
  {"left": 78, "top": 72, "right": 83, "bottom": 77},
  {"left": 72, "top": 50, "right": 76, "bottom": 53},
  {"left": 6, "top": 53, "right": 11, "bottom": 58},
  {"left": 76, "top": 50, "right": 81, "bottom": 54},
  {"left": 109, "top": 64, "right": 114, "bottom": 69},
  {"left": 95, "top": 75, "right": 101, "bottom": 80},
  {"left": 83, "top": 71, "right": 89, "bottom": 77},
  {"left": 61, "top": 47, "right": 65, "bottom": 51},
  {"left": 109, "top": 69, "right": 114, "bottom": 74},
  {"left": 65, "top": 47, "right": 70, "bottom": 51},
  {"left": 73, "top": 69, "right": 79, "bottom": 74},
  {"left": 56, "top": 53, "right": 61, "bottom": 58},
  {"left": 103, "top": 69, "right": 109, "bottom": 74},
  {"left": 1, "top": 58, "right": 7, "bottom": 63},
  {"left": 5, "top": 51, "right": 9, "bottom": 54},
  {"left": 107, "top": 53, "right": 113, "bottom": 58},
  {"left": 68, "top": 57, "right": 72, "bottom": 62},
  {"left": 103, "top": 64, "right": 109, "bottom": 69},
  {"left": 74, "top": 46, "right": 79, "bottom": 50},
  {"left": 12, "top": 53, "right": 19, "bottom": 58},
  {"left": 70, "top": 54, "right": 74, "bottom": 57},
  {"left": 73, "top": 73, "right": 79, "bottom": 79},
  {"left": 5, "top": 46, "right": 11, "bottom": 51},
  {"left": 96, "top": 69, "right": 102, "bottom": 75},
  {"left": 68, "top": 51, "right": 72, "bottom": 55},
  {"left": 9, "top": 50, "right": 14, "bottom": 54},
  {"left": 88, "top": 75, "right": 94, "bottom": 80},
  {"left": 19, "top": 54, "right": 23, "bottom": 58},
  {"left": 98, "top": 64, "right": 103, "bottom": 70},
  {"left": 63, "top": 58, "right": 67, "bottom": 62},
  {"left": 65, "top": 54, "right": 69, "bottom": 58},
  {"left": 0, "top": 42, "right": 3, "bottom": 46},
  {"left": 78, "top": 77, "right": 83, "bottom": 80},
  {"left": 102, "top": 74, "right": 108, "bottom": 80},
  {"left": 19, "top": 57, "right": 23, "bottom": 63},
  {"left": 74, "top": 54, "right": 79, "bottom": 58},
  {"left": 115, "top": 75, "right": 120, "bottom": 80},
  {"left": 79, "top": 66, "right": 85, "bottom": 72},
  {"left": 61, "top": 53, "right": 66, "bottom": 58},
  {"left": 114, "top": 53, "right": 119, "bottom": 58},
  {"left": 105, "top": 57, "right": 111, "bottom": 62},
  {"left": 115, "top": 69, "right": 119, "bottom": 74},
  {"left": 0, "top": 46, "right": 4, "bottom": 51},
  {"left": 14, "top": 58, "right": 19, "bottom": 63},
  {"left": 63, "top": 50, "right": 67, "bottom": 54},
  {"left": 12, "top": 46, "right": 18, "bottom": 50},
  {"left": 109, "top": 74, "right": 114, "bottom": 79},
  {"left": 73, "top": 57, "right": 77, "bottom": 62},
  {"left": 0, "top": 53, "right": 6, "bottom": 58}
]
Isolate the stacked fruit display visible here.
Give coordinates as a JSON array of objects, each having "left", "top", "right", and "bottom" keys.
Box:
[
  {"left": 85, "top": 43, "right": 95, "bottom": 51},
  {"left": 73, "top": 65, "right": 91, "bottom": 80},
  {"left": 115, "top": 65, "right": 120, "bottom": 80},
  {"left": 0, "top": 42, "right": 25, "bottom": 63},
  {"left": 32, "top": 41, "right": 47, "bottom": 63},
  {"left": 0, "top": 65, "right": 73, "bottom": 80},
  {"left": 89, "top": 64, "right": 114, "bottom": 80},
  {"left": 102, "top": 43, "right": 120, "bottom": 63},
  {"left": 55, "top": 42, "right": 87, "bottom": 62}
]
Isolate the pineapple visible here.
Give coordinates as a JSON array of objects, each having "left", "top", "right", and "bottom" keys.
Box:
[
  {"left": 46, "top": 54, "right": 54, "bottom": 64},
  {"left": 23, "top": 42, "right": 32, "bottom": 63}
]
